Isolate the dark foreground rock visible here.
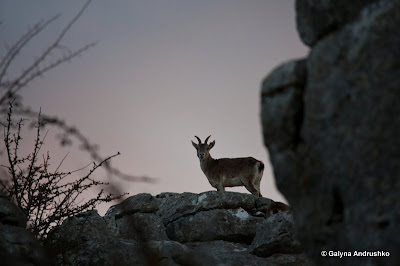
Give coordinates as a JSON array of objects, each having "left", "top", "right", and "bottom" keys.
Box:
[
  {"left": 52, "top": 191, "right": 311, "bottom": 265},
  {"left": 250, "top": 212, "right": 303, "bottom": 257},
  {"left": 261, "top": 0, "right": 400, "bottom": 265},
  {"left": 0, "top": 191, "right": 52, "bottom": 266}
]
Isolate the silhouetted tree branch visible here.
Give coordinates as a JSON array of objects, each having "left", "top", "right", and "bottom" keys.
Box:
[
  {"left": 0, "top": 0, "right": 94, "bottom": 105},
  {"left": 0, "top": 0, "right": 155, "bottom": 183},
  {"left": 0, "top": 2, "right": 159, "bottom": 264},
  {"left": 1, "top": 101, "right": 127, "bottom": 241}
]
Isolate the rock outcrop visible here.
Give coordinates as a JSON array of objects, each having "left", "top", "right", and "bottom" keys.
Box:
[
  {"left": 261, "top": 0, "right": 400, "bottom": 265},
  {"left": 51, "top": 191, "right": 311, "bottom": 265},
  {"left": 0, "top": 191, "right": 51, "bottom": 266}
]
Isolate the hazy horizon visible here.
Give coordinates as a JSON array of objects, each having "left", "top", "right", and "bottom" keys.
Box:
[{"left": 1, "top": 0, "right": 309, "bottom": 215}]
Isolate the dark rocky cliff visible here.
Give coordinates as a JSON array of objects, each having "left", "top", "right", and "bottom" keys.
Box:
[
  {"left": 50, "top": 191, "right": 310, "bottom": 265},
  {"left": 261, "top": 0, "right": 400, "bottom": 265}
]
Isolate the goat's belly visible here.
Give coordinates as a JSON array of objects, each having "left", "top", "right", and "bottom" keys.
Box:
[{"left": 224, "top": 177, "right": 242, "bottom": 187}]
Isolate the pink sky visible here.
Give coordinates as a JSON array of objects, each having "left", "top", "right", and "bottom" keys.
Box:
[{"left": 1, "top": 1, "right": 308, "bottom": 215}]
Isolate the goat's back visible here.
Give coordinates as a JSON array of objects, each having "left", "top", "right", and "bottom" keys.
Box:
[{"left": 212, "top": 157, "right": 262, "bottom": 177}]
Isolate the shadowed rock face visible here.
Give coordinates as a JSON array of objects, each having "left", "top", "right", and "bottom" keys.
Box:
[
  {"left": 296, "top": 0, "right": 378, "bottom": 46},
  {"left": 51, "top": 191, "right": 311, "bottom": 265},
  {"left": 262, "top": 0, "right": 400, "bottom": 265},
  {"left": 0, "top": 191, "right": 52, "bottom": 266}
]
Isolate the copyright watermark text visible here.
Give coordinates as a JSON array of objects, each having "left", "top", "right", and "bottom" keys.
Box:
[{"left": 321, "top": 250, "right": 390, "bottom": 258}]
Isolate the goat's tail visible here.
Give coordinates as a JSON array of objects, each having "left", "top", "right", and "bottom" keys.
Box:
[
  {"left": 257, "top": 161, "right": 264, "bottom": 184},
  {"left": 258, "top": 161, "right": 265, "bottom": 173},
  {"left": 256, "top": 161, "right": 264, "bottom": 197}
]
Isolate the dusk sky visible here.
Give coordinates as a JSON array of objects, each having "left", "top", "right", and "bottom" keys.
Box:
[{"left": 1, "top": 1, "right": 308, "bottom": 214}]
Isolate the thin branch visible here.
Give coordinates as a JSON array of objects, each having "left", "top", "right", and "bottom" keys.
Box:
[
  {"left": 0, "top": 15, "right": 60, "bottom": 84},
  {"left": 13, "top": 106, "right": 156, "bottom": 183},
  {"left": 12, "top": 42, "right": 96, "bottom": 97},
  {"left": 1, "top": 101, "right": 128, "bottom": 241},
  {"left": 0, "top": 0, "right": 93, "bottom": 105}
]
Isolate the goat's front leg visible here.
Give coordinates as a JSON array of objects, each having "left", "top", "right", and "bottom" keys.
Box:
[{"left": 216, "top": 183, "right": 225, "bottom": 193}]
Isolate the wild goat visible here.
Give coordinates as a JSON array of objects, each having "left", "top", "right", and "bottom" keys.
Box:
[{"left": 191, "top": 135, "right": 264, "bottom": 197}]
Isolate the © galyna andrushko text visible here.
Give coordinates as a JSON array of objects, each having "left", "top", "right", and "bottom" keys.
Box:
[{"left": 328, "top": 251, "right": 390, "bottom": 258}]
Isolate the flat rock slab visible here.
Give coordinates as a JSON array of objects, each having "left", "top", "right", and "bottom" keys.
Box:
[{"left": 166, "top": 207, "right": 264, "bottom": 244}]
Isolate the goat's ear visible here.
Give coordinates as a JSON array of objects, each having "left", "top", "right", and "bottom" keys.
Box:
[
  {"left": 192, "top": 141, "right": 198, "bottom": 149},
  {"left": 208, "top": 140, "right": 215, "bottom": 149}
]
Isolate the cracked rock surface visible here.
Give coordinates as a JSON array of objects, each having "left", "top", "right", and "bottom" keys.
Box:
[
  {"left": 261, "top": 0, "right": 400, "bottom": 265},
  {"left": 51, "top": 191, "right": 311, "bottom": 265}
]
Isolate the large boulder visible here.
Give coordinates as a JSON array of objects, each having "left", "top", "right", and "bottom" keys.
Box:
[
  {"left": 296, "top": 0, "right": 378, "bottom": 46},
  {"left": 0, "top": 191, "right": 26, "bottom": 228},
  {"left": 165, "top": 207, "right": 264, "bottom": 243},
  {"left": 105, "top": 193, "right": 159, "bottom": 219},
  {"left": 0, "top": 191, "right": 51, "bottom": 266},
  {"left": 155, "top": 191, "right": 269, "bottom": 225},
  {"left": 117, "top": 213, "right": 169, "bottom": 241},
  {"left": 261, "top": 58, "right": 306, "bottom": 154},
  {"left": 50, "top": 210, "right": 155, "bottom": 265},
  {"left": 250, "top": 212, "right": 303, "bottom": 257},
  {"left": 262, "top": 0, "right": 400, "bottom": 265}
]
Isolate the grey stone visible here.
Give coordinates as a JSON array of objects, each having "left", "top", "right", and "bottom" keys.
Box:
[
  {"left": 57, "top": 237, "right": 149, "bottom": 266},
  {"left": 186, "top": 241, "right": 311, "bottom": 266},
  {"left": 296, "top": 0, "right": 378, "bottom": 46},
  {"left": 52, "top": 192, "right": 310, "bottom": 265},
  {"left": 185, "top": 240, "right": 267, "bottom": 266},
  {"left": 262, "top": 0, "right": 400, "bottom": 265},
  {"left": 0, "top": 192, "right": 26, "bottom": 228},
  {"left": 105, "top": 193, "right": 159, "bottom": 219},
  {"left": 50, "top": 210, "right": 114, "bottom": 243},
  {"left": 149, "top": 240, "right": 190, "bottom": 259},
  {"left": 117, "top": 213, "right": 169, "bottom": 241},
  {"left": 261, "top": 59, "right": 306, "bottom": 153},
  {"left": 194, "top": 191, "right": 259, "bottom": 211},
  {"left": 255, "top": 197, "right": 275, "bottom": 215},
  {"left": 51, "top": 211, "right": 158, "bottom": 265},
  {"left": 165, "top": 207, "right": 264, "bottom": 244},
  {"left": 250, "top": 212, "right": 303, "bottom": 257},
  {"left": 0, "top": 191, "right": 52, "bottom": 265},
  {"left": 157, "top": 191, "right": 263, "bottom": 225},
  {"left": 152, "top": 240, "right": 219, "bottom": 266},
  {"left": 266, "top": 253, "right": 313, "bottom": 266},
  {"left": 0, "top": 224, "right": 51, "bottom": 266},
  {"left": 156, "top": 192, "right": 200, "bottom": 225},
  {"left": 261, "top": 59, "right": 307, "bottom": 94}
]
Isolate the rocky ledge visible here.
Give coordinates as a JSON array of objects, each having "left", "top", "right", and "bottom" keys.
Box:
[{"left": 50, "top": 191, "right": 311, "bottom": 265}]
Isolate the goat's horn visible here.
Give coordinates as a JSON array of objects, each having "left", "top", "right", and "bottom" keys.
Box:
[
  {"left": 194, "top": 136, "right": 202, "bottom": 144},
  {"left": 204, "top": 135, "right": 211, "bottom": 144}
]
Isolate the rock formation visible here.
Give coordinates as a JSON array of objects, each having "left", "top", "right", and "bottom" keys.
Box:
[
  {"left": 261, "top": 0, "right": 400, "bottom": 265},
  {"left": 0, "top": 191, "right": 52, "bottom": 265},
  {"left": 51, "top": 191, "right": 311, "bottom": 265}
]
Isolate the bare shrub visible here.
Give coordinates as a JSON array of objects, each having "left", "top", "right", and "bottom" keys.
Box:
[
  {"left": 0, "top": 0, "right": 153, "bottom": 183},
  {"left": 0, "top": 101, "right": 126, "bottom": 241}
]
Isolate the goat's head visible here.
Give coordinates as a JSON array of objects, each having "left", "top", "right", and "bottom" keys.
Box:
[{"left": 191, "top": 135, "right": 215, "bottom": 160}]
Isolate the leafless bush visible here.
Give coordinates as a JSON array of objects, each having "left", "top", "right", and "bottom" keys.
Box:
[
  {"left": 0, "top": 101, "right": 126, "bottom": 241},
  {"left": 0, "top": 0, "right": 153, "bottom": 183},
  {"left": 0, "top": 3, "right": 157, "bottom": 264}
]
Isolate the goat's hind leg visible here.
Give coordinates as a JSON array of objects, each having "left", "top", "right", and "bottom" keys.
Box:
[
  {"left": 255, "top": 181, "right": 262, "bottom": 197},
  {"left": 242, "top": 179, "right": 261, "bottom": 197}
]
